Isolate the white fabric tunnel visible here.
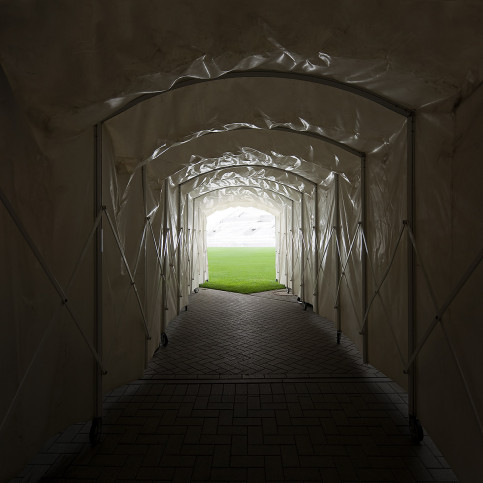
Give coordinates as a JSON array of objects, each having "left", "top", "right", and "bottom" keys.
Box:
[{"left": 1, "top": 4, "right": 483, "bottom": 481}]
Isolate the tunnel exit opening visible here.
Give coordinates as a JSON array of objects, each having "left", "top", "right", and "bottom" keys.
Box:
[{"left": 200, "top": 206, "right": 284, "bottom": 294}]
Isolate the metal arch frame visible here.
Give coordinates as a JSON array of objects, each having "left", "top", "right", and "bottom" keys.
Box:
[
  {"left": 180, "top": 163, "right": 318, "bottom": 189},
  {"left": 180, "top": 165, "right": 317, "bottom": 200},
  {"left": 162, "top": 125, "right": 364, "bottom": 164},
  {"left": 195, "top": 186, "right": 292, "bottom": 215},
  {"left": 101, "top": 70, "right": 412, "bottom": 123},
  {"left": 192, "top": 185, "right": 296, "bottom": 209},
  {"left": 186, "top": 180, "right": 302, "bottom": 204}
]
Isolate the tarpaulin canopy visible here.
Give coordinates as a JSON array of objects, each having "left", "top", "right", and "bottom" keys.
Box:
[{"left": 1, "top": 1, "right": 482, "bottom": 480}]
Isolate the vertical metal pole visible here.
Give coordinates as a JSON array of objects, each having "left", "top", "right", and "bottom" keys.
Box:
[
  {"left": 314, "top": 185, "right": 319, "bottom": 313},
  {"left": 202, "top": 209, "right": 206, "bottom": 282},
  {"left": 142, "top": 166, "right": 148, "bottom": 365},
  {"left": 407, "top": 112, "right": 421, "bottom": 440},
  {"left": 185, "top": 192, "right": 190, "bottom": 301},
  {"left": 285, "top": 206, "right": 290, "bottom": 290},
  {"left": 190, "top": 195, "right": 195, "bottom": 294},
  {"left": 361, "top": 155, "right": 368, "bottom": 363},
  {"left": 275, "top": 215, "right": 280, "bottom": 282},
  {"left": 291, "top": 200, "right": 294, "bottom": 294},
  {"left": 335, "top": 173, "right": 342, "bottom": 343},
  {"left": 176, "top": 185, "right": 182, "bottom": 315},
  {"left": 91, "top": 123, "right": 103, "bottom": 445},
  {"left": 202, "top": 207, "right": 206, "bottom": 282},
  {"left": 300, "top": 194, "right": 305, "bottom": 304},
  {"left": 161, "top": 178, "right": 169, "bottom": 335}
]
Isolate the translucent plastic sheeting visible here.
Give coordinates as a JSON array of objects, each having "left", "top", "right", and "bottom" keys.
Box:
[
  {"left": 101, "top": 144, "right": 152, "bottom": 395},
  {"left": 364, "top": 125, "right": 409, "bottom": 389},
  {"left": 410, "top": 92, "right": 483, "bottom": 479},
  {"left": 180, "top": 164, "right": 319, "bottom": 196},
  {"left": 200, "top": 190, "right": 284, "bottom": 218},
  {"left": 338, "top": 165, "right": 363, "bottom": 352},
  {"left": 152, "top": 129, "right": 357, "bottom": 186},
  {"left": 0, "top": 69, "right": 96, "bottom": 479},
  {"left": 316, "top": 173, "right": 337, "bottom": 322},
  {"left": 104, "top": 77, "right": 403, "bottom": 175},
  {"left": 183, "top": 170, "right": 306, "bottom": 204}
]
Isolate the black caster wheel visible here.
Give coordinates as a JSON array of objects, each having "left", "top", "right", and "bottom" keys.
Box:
[
  {"left": 336, "top": 330, "right": 342, "bottom": 344},
  {"left": 161, "top": 332, "right": 169, "bottom": 347},
  {"left": 409, "top": 415, "right": 424, "bottom": 443},
  {"left": 287, "top": 287, "right": 290, "bottom": 294},
  {"left": 194, "top": 288, "right": 199, "bottom": 293},
  {"left": 185, "top": 305, "right": 188, "bottom": 311},
  {"left": 89, "top": 417, "right": 102, "bottom": 446}
]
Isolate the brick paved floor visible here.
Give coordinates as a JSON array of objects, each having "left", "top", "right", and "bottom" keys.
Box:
[{"left": 13, "top": 289, "right": 457, "bottom": 482}]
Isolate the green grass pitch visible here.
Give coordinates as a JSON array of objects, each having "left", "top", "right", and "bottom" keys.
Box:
[{"left": 199, "top": 247, "right": 286, "bottom": 294}]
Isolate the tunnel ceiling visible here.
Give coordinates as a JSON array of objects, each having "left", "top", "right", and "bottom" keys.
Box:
[{"left": 103, "top": 74, "right": 405, "bottom": 207}]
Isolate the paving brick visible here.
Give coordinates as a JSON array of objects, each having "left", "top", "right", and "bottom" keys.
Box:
[
  {"left": 280, "top": 445, "right": 299, "bottom": 466},
  {"left": 211, "top": 467, "right": 248, "bottom": 481},
  {"left": 137, "top": 465, "right": 174, "bottom": 479},
  {"left": 265, "top": 435, "right": 294, "bottom": 447},
  {"left": 231, "top": 434, "right": 248, "bottom": 455},
  {"left": 314, "top": 445, "right": 347, "bottom": 456},
  {"left": 200, "top": 418, "right": 217, "bottom": 435},
  {"left": 63, "top": 465, "right": 101, "bottom": 479},
  {"left": 141, "top": 444, "right": 163, "bottom": 466},
  {"left": 90, "top": 454, "right": 126, "bottom": 467},
  {"left": 299, "top": 454, "right": 335, "bottom": 467},
  {"left": 262, "top": 417, "right": 277, "bottom": 435},
  {"left": 393, "top": 467, "right": 418, "bottom": 482},
  {"left": 164, "top": 434, "right": 184, "bottom": 454},
  {"left": 284, "top": 467, "right": 321, "bottom": 480},
  {"left": 248, "top": 425, "right": 263, "bottom": 445},
  {"left": 213, "top": 444, "right": 231, "bottom": 467},
  {"left": 192, "top": 455, "right": 212, "bottom": 481},
  {"left": 160, "top": 453, "right": 196, "bottom": 467},
  {"left": 247, "top": 466, "right": 266, "bottom": 482},
  {"left": 218, "top": 425, "right": 248, "bottom": 435},
  {"left": 319, "top": 467, "right": 342, "bottom": 483},
  {"left": 248, "top": 444, "right": 281, "bottom": 456},
  {"left": 231, "top": 454, "right": 265, "bottom": 467},
  {"left": 429, "top": 468, "right": 458, "bottom": 481},
  {"left": 333, "top": 455, "right": 358, "bottom": 480},
  {"left": 173, "top": 466, "right": 193, "bottom": 482},
  {"left": 219, "top": 409, "right": 233, "bottom": 425},
  {"left": 358, "top": 468, "right": 398, "bottom": 481},
  {"left": 294, "top": 434, "right": 314, "bottom": 455},
  {"left": 183, "top": 425, "right": 202, "bottom": 444},
  {"left": 180, "top": 443, "right": 215, "bottom": 455}
]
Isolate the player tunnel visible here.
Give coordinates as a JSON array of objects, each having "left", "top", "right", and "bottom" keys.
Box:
[{"left": 1, "top": 30, "right": 482, "bottom": 483}]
